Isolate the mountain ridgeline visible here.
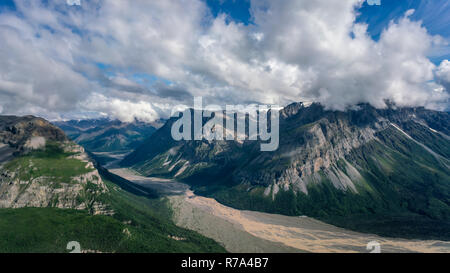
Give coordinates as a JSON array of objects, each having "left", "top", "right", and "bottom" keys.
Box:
[
  {"left": 54, "top": 118, "right": 163, "bottom": 153},
  {"left": 121, "top": 103, "right": 450, "bottom": 239}
]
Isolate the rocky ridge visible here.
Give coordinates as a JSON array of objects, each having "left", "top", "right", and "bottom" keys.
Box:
[{"left": 0, "top": 116, "right": 111, "bottom": 215}]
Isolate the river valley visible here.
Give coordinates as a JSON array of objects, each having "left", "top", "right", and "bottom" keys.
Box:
[{"left": 106, "top": 165, "right": 450, "bottom": 253}]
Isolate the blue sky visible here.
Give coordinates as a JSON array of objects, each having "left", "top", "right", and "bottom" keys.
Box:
[
  {"left": 205, "top": 0, "right": 449, "bottom": 35},
  {"left": 357, "top": 0, "right": 450, "bottom": 38},
  {"left": 206, "top": 0, "right": 252, "bottom": 24},
  {"left": 0, "top": 0, "right": 15, "bottom": 10},
  {"left": 357, "top": 0, "right": 450, "bottom": 63}
]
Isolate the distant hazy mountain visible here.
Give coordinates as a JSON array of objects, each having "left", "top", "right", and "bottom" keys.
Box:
[
  {"left": 122, "top": 103, "right": 450, "bottom": 239},
  {"left": 54, "top": 118, "right": 164, "bottom": 153}
]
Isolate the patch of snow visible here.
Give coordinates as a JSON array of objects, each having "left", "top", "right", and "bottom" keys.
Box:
[
  {"left": 162, "top": 156, "right": 171, "bottom": 166},
  {"left": 175, "top": 161, "right": 190, "bottom": 177}
]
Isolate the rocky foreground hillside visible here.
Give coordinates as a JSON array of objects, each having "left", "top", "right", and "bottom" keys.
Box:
[
  {"left": 0, "top": 115, "right": 226, "bottom": 253},
  {"left": 122, "top": 103, "right": 450, "bottom": 238},
  {"left": 0, "top": 115, "right": 67, "bottom": 152},
  {"left": 0, "top": 116, "right": 109, "bottom": 214}
]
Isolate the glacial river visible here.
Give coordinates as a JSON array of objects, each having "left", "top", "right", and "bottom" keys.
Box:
[{"left": 106, "top": 166, "right": 450, "bottom": 253}]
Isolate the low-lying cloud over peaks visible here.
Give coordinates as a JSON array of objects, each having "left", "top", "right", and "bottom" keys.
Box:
[{"left": 0, "top": 0, "right": 448, "bottom": 122}]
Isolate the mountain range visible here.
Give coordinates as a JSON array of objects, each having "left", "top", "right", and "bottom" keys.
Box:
[
  {"left": 121, "top": 102, "right": 450, "bottom": 239},
  {"left": 54, "top": 118, "right": 164, "bottom": 153},
  {"left": 2, "top": 100, "right": 448, "bottom": 252}
]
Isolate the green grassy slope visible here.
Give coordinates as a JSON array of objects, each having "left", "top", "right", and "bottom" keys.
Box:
[
  {"left": 0, "top": 207, "right": 133, "bottom": 253},
  {"left": 0, "top": 177, "right": 226, "bottom": 253},
  {"left": 100, "top": 178, "right": 227, "bottom": 253},
  {"left": 0, "top": 142, "right": 226, "bottom": 253},
  {"left": 3, "top": 142, "right": 94, "bottom": 184}
]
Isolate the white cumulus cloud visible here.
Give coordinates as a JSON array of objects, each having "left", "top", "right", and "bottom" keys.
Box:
[
  {"left": 81, "top": 93, "right": 160, "bottom": 123},
  {"left": 0, "top": 0, "right": 448, "bottom": 122},
  {"left": 437, "top": 60, "right": 450, "bottom": 86}
]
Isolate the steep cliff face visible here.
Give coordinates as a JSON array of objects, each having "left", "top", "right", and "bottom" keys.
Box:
[
  {"left": 122, "top": 103, "right": 450, "bottom": 224},
  {"left": 234, "top": 117, "right": 380, "bottom": 197},
  {"left": 234, "top": 103, "right": 447, "bottom": 196},
  {"left": 0, "top": 116, "right": 110, "bottom": 215}
]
